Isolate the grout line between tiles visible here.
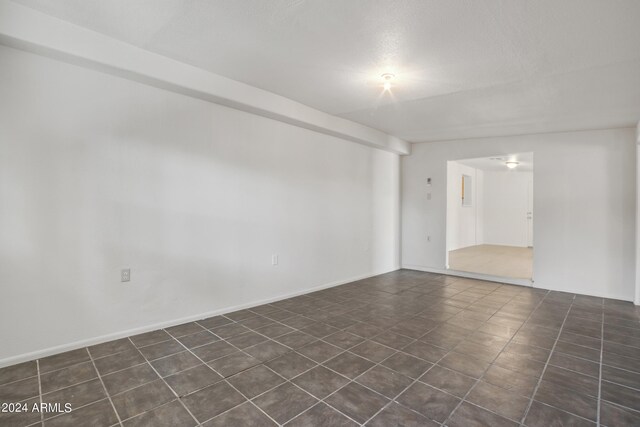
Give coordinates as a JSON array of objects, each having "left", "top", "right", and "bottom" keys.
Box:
[
  {"left": 40, "top": 398, "right": 117, "bottom": 424},
  {"left": 86, "top": 347, "right": 124, "bottom": 427},
  {"left": 297, "top": 347, "right": 400, "bottom": 423},
  {"left": 41, "top": 375, "right": 102, "bottom": 398},
  {"left": 167, "top": 330, "right": 281, "bottom": 427},
  {"left": 518, "top": 295, "right": 577, "bottom": 425},
  {"left": 7, "top": 273, "right": 635, "bottom": 427},
  {"left": 597, "top": 301, "right": 604, "bottom": 427},
  {"left": 202, "top": 327, "right": 373, "bottom": 425},
  {"left": 438, "top": 288, "right": 552, "bottom": 426},
  {"left": 0, "top": 373, "right": 40, "bottom": 388},
  {"left": 123, "top": 337, "right": 201, "bottom": 426},
  {"left": 36, "top": 360, "right": 43, "bottom": 425},
  {"left": 178, "top": 299, "right": 432, "bottom": 425},
  {"left": 286, "top": 378, "right": 363, "bottom": 426},
  {"left": 362, "top": 285, "right": 550, "bottom": 426},
  {"left": 528, "top": 399, "right": 598, "bottom": 424}
]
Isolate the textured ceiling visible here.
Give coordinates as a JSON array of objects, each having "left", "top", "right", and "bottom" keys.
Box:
[
  {"left": 12, "top": 0, "right": 640, "bottom": 142},
  {"left": 458, "top": 152, "right": 534, "bottom": 172}
]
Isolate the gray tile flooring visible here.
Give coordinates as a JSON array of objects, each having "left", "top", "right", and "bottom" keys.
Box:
[{"left": 1, "top": 269, "right": 639, "bottom": 426}]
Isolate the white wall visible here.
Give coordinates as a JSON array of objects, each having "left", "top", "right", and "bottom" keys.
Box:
[
  {"left": 483, "top": 170, "right": 533, "bottom": 247},
  {"left": 636, "top": 121, "right": 640, "bottom": 305},
  {"left": 446, "top": 162, "right": 483, "bottom": 252},
  {"left": 402, "top": 128, "right": 637, "bottom": 301},
  {"left": 447, "top": 165, "right": 532, "bottom": 251},
  {"left": 0, "top": 45, "right": 400, "bottom": 365}
]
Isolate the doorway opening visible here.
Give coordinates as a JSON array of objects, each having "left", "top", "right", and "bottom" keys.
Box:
[{"left": 446, "top": 153, "right": 533, "bottom": 281}]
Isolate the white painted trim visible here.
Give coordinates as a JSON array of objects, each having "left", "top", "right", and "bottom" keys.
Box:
[
  {"left": 402, "top": 264, "right": 634, "bottom": 302},
  {"left": 530, "top": 284, "right": 633, "bottom": 303},
  {"left": 0, "top": 267, "right": 399, "bottom": 368},
  {"left": 0, "top": 2, "right": 410, "bottom": 156},
  {"left": 402, "top": 264, "right": 533, "bottom": 287}
]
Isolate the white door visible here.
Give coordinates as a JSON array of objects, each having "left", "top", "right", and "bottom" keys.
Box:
[{"left": 526, "top": 179, "right": 533, "bottom": 247}]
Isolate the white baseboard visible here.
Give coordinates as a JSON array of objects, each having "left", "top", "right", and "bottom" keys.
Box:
[
  {"left": 402, "top": 264, "right": 635, "bottom": 303},
  {"left": 402, "top": 264, "right": 533, "bottom": 287},
  {"left": 0, "top": 267, "right": 399, "bottom": 368},
  {"left": 529, "top": 282, "right": 634, "bottom": 303}
]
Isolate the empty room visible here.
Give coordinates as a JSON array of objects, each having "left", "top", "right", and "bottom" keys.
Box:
[{"left": 1, "top": 1, "right": 639, "bottom": 426}]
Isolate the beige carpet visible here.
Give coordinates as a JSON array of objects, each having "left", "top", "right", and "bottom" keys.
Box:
[{"left": 448, "top": 244, "right": 533, "bottom": 279}]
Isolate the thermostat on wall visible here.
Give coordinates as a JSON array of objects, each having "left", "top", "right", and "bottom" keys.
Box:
[{"left": 427, "top": 178, "right": 432, "bottom": 186}]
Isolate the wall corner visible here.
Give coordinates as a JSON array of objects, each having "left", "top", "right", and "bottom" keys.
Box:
[{"left": 633, "top": 122, "right": 640, "bottom": 305}]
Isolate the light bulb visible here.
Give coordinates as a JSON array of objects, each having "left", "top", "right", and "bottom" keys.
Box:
[
  {"left": 381, "top": 73, "right": 395, "bottom": 91},
  {"left": 506, "top": 161, "right": 519, "bottom": 169}
]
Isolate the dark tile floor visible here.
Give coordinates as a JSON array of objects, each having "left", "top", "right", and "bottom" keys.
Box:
[{"left": 1, "top": 270, "right": 639, "bottom": 426}]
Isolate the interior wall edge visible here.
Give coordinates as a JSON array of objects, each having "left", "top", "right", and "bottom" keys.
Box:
[
  {"left": 411, "top": 125, "right": 637, "bottom": 146},
  {"left": 636, "top": 120, "right": 640, "bottom": 306}
]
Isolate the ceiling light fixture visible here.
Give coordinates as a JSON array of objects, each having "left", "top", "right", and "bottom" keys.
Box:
[
  {"left": 381, "top": 73, "right": 395, "bottom": 91},
  {"left": 505, "top": 161, "right": 519, "bottom": 169}
]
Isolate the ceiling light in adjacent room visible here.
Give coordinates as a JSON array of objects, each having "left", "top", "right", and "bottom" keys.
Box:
[
  {"left": 381, "top": 73, "right": 395, "bottom": 91},
  {"left": 505, "top": 161, "right": 519, "bottom": 169}
]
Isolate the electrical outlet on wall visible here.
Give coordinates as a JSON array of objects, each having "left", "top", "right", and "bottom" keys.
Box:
[
  {"left": 427, "top": 235, "right": 431, "bottom": 242},
  {"left": 121, "top": 268, "right": 130, "bottom": 282},
  {"left": 272, "top": 254, "right": 278, "bottom": 266}
]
